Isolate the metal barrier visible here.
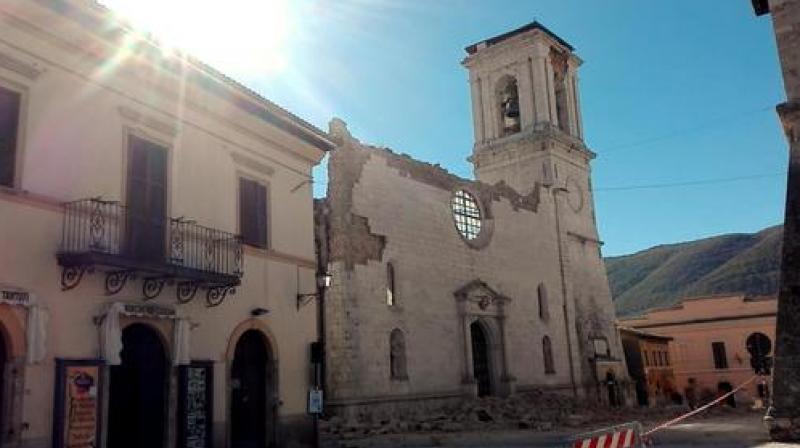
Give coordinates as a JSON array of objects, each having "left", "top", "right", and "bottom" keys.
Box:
[{"left": 569, "top": 421, "right": 643, "bottom": 448}]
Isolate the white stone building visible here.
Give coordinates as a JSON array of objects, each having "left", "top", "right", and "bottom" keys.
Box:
[
  {"left": 0, "top": 1, "right": 331, "bottom": 447},
  {"left": 316, "top": 22, "right": 629, "bottom": 418}
]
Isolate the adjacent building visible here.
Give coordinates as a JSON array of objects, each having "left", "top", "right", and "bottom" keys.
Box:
[
  {"left": 316, "top": 21, "right": 629, "bottom": 420},
  {"left": 619, "top": 327, "right": 675, "bottom": 407},
  {"left": 0, "top": 1, "right": 332, "bottom": 447},
  {"left": 619, "top": 295, "right": 776, "bottom": 408}
]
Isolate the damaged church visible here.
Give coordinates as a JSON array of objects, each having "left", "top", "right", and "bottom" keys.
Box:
[{"left": 316, "top": 22, "right": 630, "bottom": 418}]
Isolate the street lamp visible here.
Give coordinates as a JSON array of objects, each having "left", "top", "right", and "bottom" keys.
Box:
[{"left": 297, "top": 271, "right": 332, "bottom": 310}]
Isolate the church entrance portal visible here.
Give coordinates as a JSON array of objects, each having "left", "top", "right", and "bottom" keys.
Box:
[
  {"left": 108, "top": 323, "right": 168, "bottom": 448},
  {"left": 231, "top": 329, "right": 275, "bottom": 448},
  {"left": 470, "top": 321, "right": 492, "bottom": 397}
]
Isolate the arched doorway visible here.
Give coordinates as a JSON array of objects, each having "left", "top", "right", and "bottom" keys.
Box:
[
  {"left": 470, "top": 321, "right": 492, "bottom": 397},
  {"left": 231, "top": 329, "right": 275, "bottom": 448},
  {"left": 108, "top": 323, "right": 168, "bottom": 448}
]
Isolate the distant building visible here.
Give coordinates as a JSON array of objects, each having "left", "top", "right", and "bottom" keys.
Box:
[
  {"left": 0, "top": 1, "right": 331, "bottom": 447},
  {"left": 619, "top": 295, "right": 776, "bottom": 407},
  {"left": 316, "top": 21, "right": 630, "bottom": 420},
  {"left": 619, "top": 327, "right": 675, "bottom": 407}
]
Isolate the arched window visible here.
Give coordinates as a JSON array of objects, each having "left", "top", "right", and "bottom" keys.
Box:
[
  {"left": 496, "top": 76, "right": 520, "bottom": 136},
  {"left": 537, "top": 283, "right": 549, "bottom": 321},
  {"left": 386, "top": 262, "right": 396, "bottom": 306},
  {"left": 390, "top": 329, "right": 408, "bottom": 380},
  {"left": 550, "top": 48, "right": 570, "bottom": 133},
  {"left": 543, "top": 336, "right": 555, "bottom": 375}
]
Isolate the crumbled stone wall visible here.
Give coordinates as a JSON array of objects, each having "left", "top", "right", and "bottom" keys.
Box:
[{"left": 320, "top": 119, "right": 626, "bottom": 416}]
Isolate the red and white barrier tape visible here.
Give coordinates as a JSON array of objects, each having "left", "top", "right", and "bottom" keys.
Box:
[
  {"left": 573, "top": 427, "right": 637, "bottom": 448},
  {"left": 641, "top": 374, "right": 758, "bottom": 438}
]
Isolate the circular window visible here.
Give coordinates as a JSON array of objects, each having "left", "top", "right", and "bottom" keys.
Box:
[{"left": 451, "top": 190, "right": 482, "bottom": 241}]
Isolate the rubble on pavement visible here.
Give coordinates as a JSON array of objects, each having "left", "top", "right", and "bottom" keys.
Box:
[{"left": 320, "top": 389, "right": 751, "bottom": 442}]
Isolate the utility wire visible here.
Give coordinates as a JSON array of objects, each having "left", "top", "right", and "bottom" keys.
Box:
[
  {"left": 594, "top": 172, "right": 784, "bottom": 192},
  {"left": 602, "top": 105, "right": 774, "bottom": 154}
]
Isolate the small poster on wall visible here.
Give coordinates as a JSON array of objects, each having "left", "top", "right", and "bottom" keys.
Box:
[
  {"left": 177, "top": 361, "right": 214, "bottom": 448},
  {"left": 52, "top": 359, "right": 103, "bottom": 448}
]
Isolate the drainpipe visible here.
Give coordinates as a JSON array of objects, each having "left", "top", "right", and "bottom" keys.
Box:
[{"left": 553, "top": 186, "right": 578, "bottom": 398}]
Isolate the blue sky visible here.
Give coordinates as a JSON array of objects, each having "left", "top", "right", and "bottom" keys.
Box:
[{"left": 108, "top": 0, "right": 788, "bottom": 257}]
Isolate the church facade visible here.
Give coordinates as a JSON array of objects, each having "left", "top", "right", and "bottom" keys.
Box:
[{"left": 317, "top": 22, "right": 629, "bottom": 418}]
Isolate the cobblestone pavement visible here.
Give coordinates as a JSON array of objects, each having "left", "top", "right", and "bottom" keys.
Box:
[{"left": 334, "top": 411, "right": 798, "bottom": 447}]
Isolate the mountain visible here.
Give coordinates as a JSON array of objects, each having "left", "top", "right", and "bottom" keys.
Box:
[{"left": 606, "top": 225, "right": 783, "bottom": 317}]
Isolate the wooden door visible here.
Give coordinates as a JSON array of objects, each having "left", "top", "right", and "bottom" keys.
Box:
[{"left": 470, "top": 321, "right": 491, "bottom": 397}]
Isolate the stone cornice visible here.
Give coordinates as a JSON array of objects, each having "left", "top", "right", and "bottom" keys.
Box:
[{"left": 0, "top": 50, "right": 45, "bottom": 80}]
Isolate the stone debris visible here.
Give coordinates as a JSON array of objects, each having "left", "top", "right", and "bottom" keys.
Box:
[{"left": 320, "top": 389, "right": 705, "bottom": 443}]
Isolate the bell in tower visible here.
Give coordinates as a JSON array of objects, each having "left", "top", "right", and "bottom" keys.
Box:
[{"left": 500, "top": 78, "right": 521, "bottom": 135}]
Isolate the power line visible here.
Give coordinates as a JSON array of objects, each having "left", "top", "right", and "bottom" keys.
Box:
[
  {"left": 595, "top": 172, "right": 784, "bottom": 192},
  {"left": 602, "top": 105, "right": 774, "bottom": 154}
]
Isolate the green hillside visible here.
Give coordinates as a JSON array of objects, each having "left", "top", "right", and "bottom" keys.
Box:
[{"left": 606, "top": 225, "right": 782, "bottom": 317}]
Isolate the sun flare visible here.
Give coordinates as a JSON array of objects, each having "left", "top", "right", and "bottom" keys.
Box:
[{"left": 100, "top": 0, "right": 292, "bottom": 76}]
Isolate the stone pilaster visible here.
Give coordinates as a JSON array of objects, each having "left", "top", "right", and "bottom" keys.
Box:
[{"left": 767, "top": 100, "right": 800, "bottom": 442}]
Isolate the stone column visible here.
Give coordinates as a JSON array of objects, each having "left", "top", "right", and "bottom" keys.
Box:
[
  {"left": 470, "top": 76, "right": 485, "bottom": 144},
  {"left": 481, "top": 73, "right": 498, "bottom": 140},
  {"left": 544, "top": 55, "right": 559, "bottom": 130},
  {"left": 531, "top": 42, "right": 551, "bottom": 128},
  {"left": 496, "top": 301, "right": 515, "bottom": 397},
  {"left": 767, "top": 101, "right": 800, "bottom": 441},
  {"left": 518, "top": 59, "right": 536, "bottom": 131},
  {"left": 572, "top": 73, "right": 584, "bottom": 140},
  {"left": 459, "top": 306, "right": 477, "bottom": 396},
  {"left": 756, "top": 0, "right": 800, "bottom": 441}
]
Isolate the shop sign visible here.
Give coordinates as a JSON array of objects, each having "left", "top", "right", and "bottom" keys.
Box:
[
  {"left": 123, "top": 303, "right": 176, "bottom": 318},
  {"left": 53, "top": 359, "right": 102, "bottom": 448},
  {"left": 0, "top": 289, "right": 30, "bottom": 306},
  {"left": 177, "top": 361, "right": 213, "bottom": 448}
]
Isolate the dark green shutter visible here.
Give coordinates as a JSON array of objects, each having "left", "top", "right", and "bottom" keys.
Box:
[{"left": 0, "top": 87, "right": 21, "bottom": 187}]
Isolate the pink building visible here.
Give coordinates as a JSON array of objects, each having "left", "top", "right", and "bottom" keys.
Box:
[{"left": 619, "top": 295, "right": 776, "bottom": 407}]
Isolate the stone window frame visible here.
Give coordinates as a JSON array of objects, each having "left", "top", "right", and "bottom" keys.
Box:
[
  {"left": 537, "top": 283, "right": 549, "bottom": 321},
  {"left": 389, "top": 328, "right": 408, "bottom": 381},
  {"left": 386, "top": 261, "right": 396, "bottom": 307},
  {"left": 449, "top": 186, "right": 494, "bottom": 249},
  {"left": 0, "top": 75, "right": 29, "bottom": 191}
]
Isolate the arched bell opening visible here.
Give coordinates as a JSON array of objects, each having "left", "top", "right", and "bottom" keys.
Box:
[{"left": 496, "top": 75, "right": 521, "bottom": 136}]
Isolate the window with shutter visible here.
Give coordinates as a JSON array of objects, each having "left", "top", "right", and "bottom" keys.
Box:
[
  {"left": 712, "top": 342, "right": 728, "bottom": 369},
  {"left": 126, "top": 135, "right": 167, "bottom": 262},
  {"left": 0, "top": 86, "right": 21, "bottom": 188},
  {"left": 239, "top": 178, "right": 268, "bottom": 248}
]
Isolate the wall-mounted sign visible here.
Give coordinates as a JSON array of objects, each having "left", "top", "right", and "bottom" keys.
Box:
[
  {"left": 122, "top": 303, "right": 176, "bottom": 318},
  {"left": 0, "top": 289, "right": 30, "bottom": 306},
  {"left": 177, "top": 361, "right": 214, "bottom": 448},
  {"left": 308, "top": 388, "right": 323, "bottom": 414},
  {"left": 52, "top": 359, "right": 102, "bottom": 448}
]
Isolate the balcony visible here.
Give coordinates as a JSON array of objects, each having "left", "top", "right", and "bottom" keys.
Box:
[{"left": 57, "top": 198, "right": 243, "bottom": 306}]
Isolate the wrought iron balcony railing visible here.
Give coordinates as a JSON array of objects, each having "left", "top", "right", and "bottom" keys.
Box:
[{"left": 57, "top": 198, "right": 243, "bottom": 306}]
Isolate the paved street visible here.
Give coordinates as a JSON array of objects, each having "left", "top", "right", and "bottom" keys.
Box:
[{"left": 338, "top": 412, "right": 800, "bottom": 447}]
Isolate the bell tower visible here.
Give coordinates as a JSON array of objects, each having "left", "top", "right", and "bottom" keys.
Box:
[
  {"left": 462, "top": 21, "right": 590, "bottom": 194},
  {"left": 464, "top": 23, "right": 631, "bottom": 396}
]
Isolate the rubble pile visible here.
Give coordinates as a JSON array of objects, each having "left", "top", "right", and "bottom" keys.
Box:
[{"left": 321, "top": 389, "right": 687, "bottom": 440}]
